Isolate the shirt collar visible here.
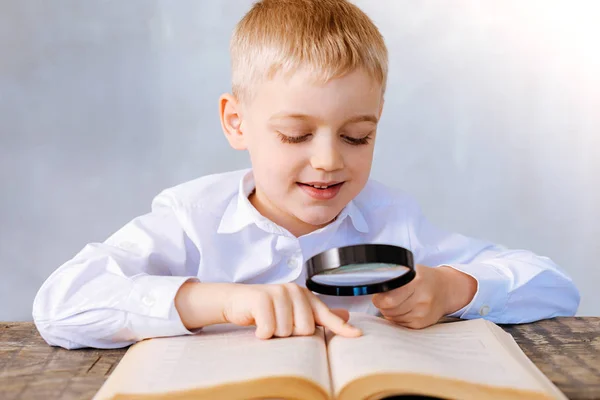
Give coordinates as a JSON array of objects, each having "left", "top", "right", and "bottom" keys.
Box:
[{"left": 217, "top": 170, "right": 369, "bottom": 235}]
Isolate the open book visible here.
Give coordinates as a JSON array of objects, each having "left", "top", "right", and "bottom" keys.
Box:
[{"left": 94, "top": 313, "right": 566, "bottom": 400}]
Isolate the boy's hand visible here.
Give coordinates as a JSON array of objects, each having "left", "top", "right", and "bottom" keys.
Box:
[
  {"left": 371, "top": 265, "right": 477, "bottom": 329},
  {"left": 223, "top": 283, "right": 362, "bottom": 339},
  {"left": 175, "top": 281, "right": 362, "bottom": 340}
]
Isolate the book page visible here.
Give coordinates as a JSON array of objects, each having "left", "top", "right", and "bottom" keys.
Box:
[
  {"left": 327, "top": 313, "right": 555, "bottom": 397},
  {"left": 94, "top": 324, "right": 331, "bottom": 399}
]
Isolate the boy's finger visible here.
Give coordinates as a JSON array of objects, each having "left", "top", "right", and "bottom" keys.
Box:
[
  {"left": 372, "top": 286, "right": 415, "bottom": 310},
  {"left": 378, "top": 291, "right": 416, "bottom": 317},
  {"left": 272, "top": 287, "right": 294, "bottom": 337},
  {"left": 330, "top": 308, "right": 350, "bottom": 322},
  {"left": 308, "top": 295, "right": 362, "bottom": 337},
  {"left": 380, "top": 305, "right": 412, "bottom": 319},
  {"left": 287, "top": 285, "right": 316, "bottom": 336},
  {"left": 252, "top": 295, "right": 276, "bottom": 339}
]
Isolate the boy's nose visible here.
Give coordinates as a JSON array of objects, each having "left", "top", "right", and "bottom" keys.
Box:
[{"left": 310, "top": 142, "right": 344, "bottom": 172}]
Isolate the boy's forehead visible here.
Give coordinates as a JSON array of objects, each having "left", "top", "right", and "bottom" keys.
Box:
[
  {"left": 248, "top": 68, "right": 383, "bottom": 115},
  {"left": 274, "top": 67, "right": 381, "bottom": 91},
  {"left": 269, "top": 112, "right": 379, "bottom": 124},
  {"left": 241, "top": 71, "right": 383, "bottom": 125}
]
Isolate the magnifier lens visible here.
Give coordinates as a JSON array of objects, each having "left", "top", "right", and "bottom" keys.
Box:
[
  {"left": 305, "top": 244, "right": 415, "bottom": 296},
  {"left": 311, "top": 263, "right": 411, "bottom": 286}
]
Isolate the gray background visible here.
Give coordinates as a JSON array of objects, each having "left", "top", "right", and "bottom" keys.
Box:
[{"left": 1, "top": 0, "right": 598, "bottom": 321}]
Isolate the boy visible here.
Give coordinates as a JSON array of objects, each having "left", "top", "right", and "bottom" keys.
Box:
[{"left": 33, "top": 0, "right": 579, "bottom": 349}]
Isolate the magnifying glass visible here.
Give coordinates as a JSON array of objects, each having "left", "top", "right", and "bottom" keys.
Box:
[{"left": 305, "top": 244, "right": 416, "bottom": 296}]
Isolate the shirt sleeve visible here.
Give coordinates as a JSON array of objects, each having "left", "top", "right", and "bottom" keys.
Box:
[
  {"left": 32, "top": 192, "right": 201, "bottom": 349},
  {"left": 404, "top": 196, "right": 580, "bottom": 324}
]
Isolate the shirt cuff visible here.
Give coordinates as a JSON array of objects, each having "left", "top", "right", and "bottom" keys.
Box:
[
  {"left": 435, "top": 263, "right": 510, "bottom": 320},
  {"left": 127, "top": 275, "right": 202, "bottom": 340}
]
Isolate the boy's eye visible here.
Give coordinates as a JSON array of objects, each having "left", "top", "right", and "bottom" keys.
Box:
[
  {"left": 277, "top": 132, "right": 311, "bottom": 144},
  {"left": 276, "top": 132, "right": 373, "bottom": 145},
  {"left": 343, "top": 134, "right": 372, "bottom": 145}
]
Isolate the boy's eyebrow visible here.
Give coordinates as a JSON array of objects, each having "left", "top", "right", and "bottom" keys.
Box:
[
  {"left": 344, "top": 114, "right": 379, "bottom": 124},
  {"left": 269, "top": 113, "right": 379, "bottom": 124}
]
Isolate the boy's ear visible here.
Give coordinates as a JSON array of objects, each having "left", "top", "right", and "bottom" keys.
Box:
[{"left": 219, "top": 93, "right": 247, "bottom": 150}]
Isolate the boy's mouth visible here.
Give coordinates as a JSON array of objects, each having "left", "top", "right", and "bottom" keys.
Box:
[
  {"left": 299, "top": 181, "right": 343, "bottom": 189},
  {"left": 297, "top": 181, "right": 344, "bottom": 200}
]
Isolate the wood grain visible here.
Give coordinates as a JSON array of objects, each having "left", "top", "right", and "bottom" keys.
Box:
[
  {"left": 1, "top": 318, "right": 599, "bottom": 399},
  {"left": 503, "top": 317, "right": 600, "bottom": 400},
  {"left": 0, "top": 323, "right": 126, "bottom": 400}
]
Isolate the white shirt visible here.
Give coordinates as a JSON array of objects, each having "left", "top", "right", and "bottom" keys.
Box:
[{"left": 32, "top": 169, "right": 580, "bottom": 349}]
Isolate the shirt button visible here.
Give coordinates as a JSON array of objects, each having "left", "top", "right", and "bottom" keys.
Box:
[
  {"left": 142, "top": 295, "right": 155, "bottom": 307},
  {"left": 479, "top": 305, "right": 490, "bottom": 316},
  {"left": 287, "top": 257, "right": 299, "bottom": 269}
]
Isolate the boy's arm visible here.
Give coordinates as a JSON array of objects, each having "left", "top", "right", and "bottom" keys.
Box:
[
  {"left": 405, "top": 197, "right": 580, "bottom": 324},
  {"left": 32, "top": 192, "right": 200, "bottom": 349}
]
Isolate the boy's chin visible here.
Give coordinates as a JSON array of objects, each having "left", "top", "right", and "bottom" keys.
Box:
[{"left": 296, "top": 210, "right": 339, "bottom": 228}]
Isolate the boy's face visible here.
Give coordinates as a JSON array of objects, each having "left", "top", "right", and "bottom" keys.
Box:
[{"left": 221, "top": 68, "right": 383, "bottom": 236}]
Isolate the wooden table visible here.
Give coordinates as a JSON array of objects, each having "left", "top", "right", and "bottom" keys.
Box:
[{"left": 1, "top": 318, "right": 599, "bottom": 400}]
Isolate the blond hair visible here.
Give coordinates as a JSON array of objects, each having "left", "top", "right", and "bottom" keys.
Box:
[{"left": 230, "top": 0, "right": 388, "bottom": 103}]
